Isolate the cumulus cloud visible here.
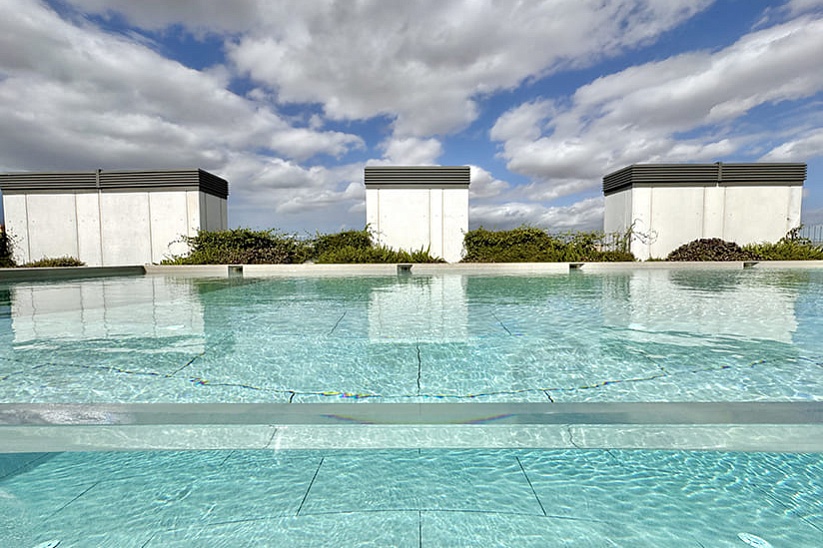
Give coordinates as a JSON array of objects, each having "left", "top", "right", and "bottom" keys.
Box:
[
  {"left": 491, "top": 15, "right": 823, "bottom": 199},
  {"left": 468, "top": 166, "right": 509, "bottom": 199},
  {"left": 761, "top": 128, "right": 823, "bottom": 161},
  {"left": 67, "top": 0, "right": 712, "bottom": 139},
  {"left": 0, "top": 0, "right": 362, "bottom": 170},
  {"left": 470, "top": 197, "right": 604, "bottom": 231},
  {"left": 377, "top": 137, "right": 443, "bottom": 165}
]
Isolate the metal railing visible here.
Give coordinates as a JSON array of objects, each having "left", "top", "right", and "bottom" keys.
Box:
[{"left": 798, "top": 224, "right": 823, "bottom": 244}]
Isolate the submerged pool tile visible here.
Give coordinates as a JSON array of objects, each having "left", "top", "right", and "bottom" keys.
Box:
[
  {"left": 148, "top": 510, "right": 419, "bottom": 547},
  {"left": 516, "top": 449, "right": 823, "bottom": 547},
  {"left": 189, "top": 338, "right": 420, "bottom": 397},
  {"left": 0, "top": 450, "right": 326, "bottom": 545},
  {"left": 298, "top": 449, "right": 542, "bottom": 516}
]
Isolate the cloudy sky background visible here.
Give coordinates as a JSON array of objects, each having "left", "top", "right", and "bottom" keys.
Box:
[{"left": 1, "top": 0, "right": 822, "bottom": 233}]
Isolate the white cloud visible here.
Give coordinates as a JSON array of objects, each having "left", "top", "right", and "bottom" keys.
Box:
[
  {"left": 377, "top": 137, "right": 443, "bottom": 165},
  {"left": 0, "top": 0, "right": 368, "bottom": 232},
  {"left": 69, "top": 1, "right": 712, "bottom": 138},
  {"left": 470, "top": 197, "right": 604, "bottom": 231},
  {"left": 761, "top": 128, "right": 823, "bottom": 161},
  {"left": 468, "top": 166, "right": 509, "bottom": 199},
  {"left": 786, "top": 0, "right": 823, "bottom": 15},
  {"left": 491, "top": 15, "right": 823, "bottom": 199}
]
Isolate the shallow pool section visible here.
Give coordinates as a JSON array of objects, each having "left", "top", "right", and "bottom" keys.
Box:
[
  {"left": 2, "top": 447, "right": 821, "bottom": 547},
  {"left": 1, "top": 268, "right": 822, "bottom": 403}
]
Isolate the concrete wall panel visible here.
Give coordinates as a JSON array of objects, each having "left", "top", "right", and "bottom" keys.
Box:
[
  {"left": 603, "top": 190, "right": 631, "bottom": 235},
  {"left": 76, "top": 193, "right": 102, "bottom": 266},
  {"left": 648, "top": 187, "right": 705, "bottom": 259},
  {"left": 203, "top": 192, "right": 226, "bottom": 231},
  {"left": 371, "top": 188, "right": 432, "bottom": 254},
  {"left": 442, "top": 187, "right": 469, "bottom": 262},
  {"left": 100, "top": 192, "right": 151, "bottom": 266},
  {"left": 630, "top": 187, "right": 653, "bottom": 260},
  {"left": 186, "top": 191, "right": 201, "bottom": 238},
  {"left": 149, "top": 191, "right": 189, "bottom": 263},
  {"left": 26, "top": 194, "right": 79, "bottom": 262},
  {"left": 723, "top": 186, "right": 795, "bottom": 245},
  {"left": 2, "top": 194, "right": 31, "bottom": 264}
]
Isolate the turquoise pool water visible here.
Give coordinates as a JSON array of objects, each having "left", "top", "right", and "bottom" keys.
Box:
[
  {"left": 1, "top": 268, "right": 822, "bottom": 546},
  {"left": 1, "top": 269, "right": 822, "bottom": 403},
  {"left": 2, "top": 448, "right": 821, "bottom": 547}
]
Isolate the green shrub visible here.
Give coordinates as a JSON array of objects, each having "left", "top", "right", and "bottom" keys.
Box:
[
  {"left": 462, "top": 226, "right": 635, "bottom": 262},
  {"left": 315, "top": 244, "right": 443, "bottom": 264},
  {"left": 163, "top": 227, "right": 445, "bottom": 265},
  {"left": 666, "top": 238, "right": 759, "bottom": 261},
  {"left": 0, "top": 225, "right": 13, "bottom": 268},
  {"left": 743, "top": 228, "right": 823, "bottom": 260},
  {"left": 311, "top": 229, "right": 372, "bottom": 261},
  {"left": 162, "top": 228, "right": 311, "bottom": 265},
  {"left": 21, "top": 256, "right": 85, "bottom": 267}
]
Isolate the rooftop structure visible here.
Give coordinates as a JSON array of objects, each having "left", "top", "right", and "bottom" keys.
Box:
[
  {"left": 603, "top": 163, "right": 806, "bottom": 260},
  {"left": 365, "top": 166, "right": 470, "bottom": 262},
  {"left": 0, "top": 169, "right": 228, "bottom": 266}
]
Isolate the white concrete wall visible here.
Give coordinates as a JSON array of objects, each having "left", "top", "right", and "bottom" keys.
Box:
[
  {"left": 603, "top": 190, "right": 632, "bottom": 235},
  {"left": 441, "top": 188, "right": 469, "bottom": 263},
  {"left": 366, "top": 187, "right": 468, "bottom": 262},
  {"left": 605, "top": 185, "right": 803, "bottom": 260},
  {"left": 2, "top": 190, "right": 226, "bottom": 266},
  {"left": 722, "top": 186, "right": 801, "bottom": 246},
  {"left": 2, "top": 194, "right": 31, "bottom": 264}
]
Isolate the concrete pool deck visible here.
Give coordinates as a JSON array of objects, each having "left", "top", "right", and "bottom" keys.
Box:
[{"left": 2, "top": 260, "right": 823, "bottom": 282}]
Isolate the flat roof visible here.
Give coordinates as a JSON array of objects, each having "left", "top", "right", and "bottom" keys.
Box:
[
  {"left": 603, "top": 163, "right": 806, "bottom": 195},
  {"left": 365, "top": 166, "right": 470, "bottom": 188},
  {"left": 0, "top": 168, "right": 229, "bottom": 199}
]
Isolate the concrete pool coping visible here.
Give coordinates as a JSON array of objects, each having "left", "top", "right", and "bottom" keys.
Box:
[
  {"left": 2, "top": 260, "right": 823, "bottom": 282},
  {"left": 1, "top": 402, "right": 820, "bottom": 453},
  {"left": 143, "top": 260, "right": 823, "bottom": 278}
]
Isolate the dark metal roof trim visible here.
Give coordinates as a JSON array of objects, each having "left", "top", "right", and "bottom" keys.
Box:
[
  {"left": 0, "top": 169, "right": 229, "bottom": 199},
  {"left": 602, "top": 163, "right": 806, "bottom": 195},
  {"left": 365, "top": 166, "right": 470, "bottom": 187}
]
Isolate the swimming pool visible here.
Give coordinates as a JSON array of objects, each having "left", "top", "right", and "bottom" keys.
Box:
[{"left": 1, "top": 265, "right": 821, "bottom": 546}]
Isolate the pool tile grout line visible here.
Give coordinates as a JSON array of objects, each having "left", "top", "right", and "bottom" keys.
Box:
[
  {"left": 166, "top": 352, "right": 205, "bottom": 377},
  {"left": 516, "top": 456, "right": 547, "bottom": 517},
  {"left": 296, "top": 457, "right": 324, "bottom": 516},
  {"left": 47, "top": 480, "right": 101, "bottom": 520},
  {"left": 418, "top": 510, "right": 423, "bottom": 548},
  {"left": 416, "top": 343, "right": 422, "bottom": 396}
]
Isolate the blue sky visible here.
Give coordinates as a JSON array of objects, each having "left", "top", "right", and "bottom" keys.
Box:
[{"left": 1, "top": 0, "right": 822, "bottom": 233}]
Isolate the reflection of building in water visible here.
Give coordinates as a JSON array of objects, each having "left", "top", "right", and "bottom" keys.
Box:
[
  {"left": 602, "top": 270, "right": 798, "bottom": 343},
  {"left": 368, "top": 275, "right": 468, "bottom": 342},
  {"left": 9, "top": 277, "right": 204, "bottom": 350}
]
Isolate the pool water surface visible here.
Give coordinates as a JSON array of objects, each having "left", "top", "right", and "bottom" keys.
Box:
[{"left": 1, "top": 267, "right": 821, "bottom": 546}]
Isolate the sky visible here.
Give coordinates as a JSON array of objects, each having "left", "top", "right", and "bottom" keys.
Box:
[{"left": 1, "top": 0, "right": 822, "bottom": 234}]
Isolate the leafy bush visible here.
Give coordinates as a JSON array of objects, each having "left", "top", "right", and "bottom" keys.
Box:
[
  {"left": 311, "top": 229, "right": 372, "bottom": 260},
  {"left": 666, "top": 239, "right": 760, "bottom": 261},
  {"left": 462, "top": 226, "right": 635, "bottom": 262},
  {"left": 742, "top": 228, "right": 823, "bottom": 260},
  {"left": 315, "top": 244, "right": 443, "bottom": 264},
  {"left": 162, "top": 228, "right": 311, "bottom": 265},
  {"left": 0, "top": 225, "right": 13, "bottom": 268},
  {"left": 163, "top": 227, "right": 444, "bottom": 265},
  {"left": 21, "top": 256, "right": 85, "bottom": 267},
  {"left": 311, "top": 228, "right": 443, "bottom": 263}
]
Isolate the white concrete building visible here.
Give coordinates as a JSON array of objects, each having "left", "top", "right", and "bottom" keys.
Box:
[
  {"left": 365, "top": 166, "right": 470, "bottom": 262},
  {"left": 0, "top": 169, "right": 228, "bottom": 266},
  {"left": 603, "top": 163, "right": 806, "bottom": 260}
]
